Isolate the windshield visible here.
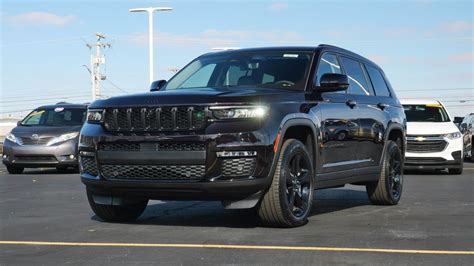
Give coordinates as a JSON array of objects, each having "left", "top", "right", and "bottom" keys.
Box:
[
  {"left": 164, "top": 51, "right": 313, "bottom": 91},
  {"left": 403, "top": 104, "right": 451, "bottom": 122},
  {"left": 21, "top": 108, "right": 86, "bottom": 126}
]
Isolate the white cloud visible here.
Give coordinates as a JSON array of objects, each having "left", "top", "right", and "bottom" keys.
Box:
[
  {"left": 268, "top": 2, "right": 289, "bottom": 11},
  {"left": 448, "top": 52, "right": 474, "bottom": 63},
  {"left": 440, "top": 21, "right": 473, "bottom": 34},
  {"left": 5, "top": 12, "right": 75, "bottom": 27}
]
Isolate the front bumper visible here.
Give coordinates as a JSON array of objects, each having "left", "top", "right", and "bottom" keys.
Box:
[
  {"left": 79, "top": 123, "right": 276, "bottom": 200},
  {"left": 2, "top": 139, "right": 79, "bottom": 168},
  {"left": 405, "top": 136, "right": 463, "bottom": 170}
]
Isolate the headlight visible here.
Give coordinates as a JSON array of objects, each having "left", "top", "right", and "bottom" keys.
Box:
[
  {"left": 445, "top": 132, "right": 462, "bottom": 140},
  {"left": 210, "top": 106, "right": 268, "bottom": 119},
  {"left": 87, "top": 109, "right": 104, "bottom": 123},
  {"left": 47, "top": 132, "right": 79, "bottom": 146},
  {"left": 5, "top": 132, "right": 18, "bottom": 144}
]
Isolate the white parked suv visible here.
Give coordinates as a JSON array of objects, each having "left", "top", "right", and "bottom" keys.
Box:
[{"left": 401, "top": 99, "right": 463, "bottom": 174}]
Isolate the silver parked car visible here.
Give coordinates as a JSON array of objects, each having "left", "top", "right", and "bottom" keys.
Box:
[{"left": 2, "top": 103, "right": 87, "bottom": 174}]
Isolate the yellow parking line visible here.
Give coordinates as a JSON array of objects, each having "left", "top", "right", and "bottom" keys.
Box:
[{"left": 0, "top": 241, "right": 473, "bottom": 255}]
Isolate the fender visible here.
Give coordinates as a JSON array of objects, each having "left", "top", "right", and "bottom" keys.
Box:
[
  {"left": 268, "top": 114, "right": 321, "bottom": 182},
  {"left": 379, "top": 121, "right": 406, "bottom": 166}
]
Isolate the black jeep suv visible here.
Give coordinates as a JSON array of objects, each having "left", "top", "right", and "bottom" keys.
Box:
[{"left": 80, "top": 45, "right": 406, "bottom": 227}]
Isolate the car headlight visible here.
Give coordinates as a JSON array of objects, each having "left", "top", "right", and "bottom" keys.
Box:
[
  {"left": 210, "top": 106, "right": 268, "bottom": 119},
  {"left": 5, "top": 132, "right": 18, "bottom": 144},
  {"left": 445, "top": 132, "right": 462, "bottom": 140},
  {"left": 87, "top": 109, "right": 104, "bottom": 123},
  {"left": 47, "top": 132, "right": 79, "bottom": 146}
]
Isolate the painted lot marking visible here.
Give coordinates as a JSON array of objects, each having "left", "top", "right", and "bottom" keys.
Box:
[{"left": 1, "top": 241, "right": 473, "bottom": 255}]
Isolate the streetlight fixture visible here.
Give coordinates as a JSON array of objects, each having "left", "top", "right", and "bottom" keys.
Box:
[{"left": 129, "top": 7, "right": 173, "bottom": 85}]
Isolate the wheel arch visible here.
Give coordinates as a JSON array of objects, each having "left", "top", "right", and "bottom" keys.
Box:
[{"left": 272, "top": 117, "right": 320, "bottom": 177}]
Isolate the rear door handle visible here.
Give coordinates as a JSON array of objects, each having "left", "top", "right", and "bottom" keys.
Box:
[
  {"left": 377, "top": 103, "right": 389, "bottom": 110},
  {"left": 346, "top": 100, "right": 357, "bottom": 108}
]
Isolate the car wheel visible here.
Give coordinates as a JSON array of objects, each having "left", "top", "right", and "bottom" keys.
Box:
[
  {"left": 448, "top": 160, "right": 463, "bottom": 175},
  {"left": 366, "top": 140, "right": 403, "bottom": 205},
  {"left": 86, "top": 190, "right": 148, "bottom": 222},
  {"left": 6, "top": 165, "right": 24, "bottom": 174},
  {"left": 258, "top": 139, "right": 314, "bottom": 227},
  {"left": 471, "top": 138, "right": 474, "bottom": 162}
]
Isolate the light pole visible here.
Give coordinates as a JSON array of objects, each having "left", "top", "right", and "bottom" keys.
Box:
[{"left": 129, "top": 7, "right": 173, "bottom": 85}]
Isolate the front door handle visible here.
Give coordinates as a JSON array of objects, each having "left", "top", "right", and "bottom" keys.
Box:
[
  {"left": 377, "top": 103, "right": 389, "bottom": 110},
  {"left": 346, "top": 100, "right": 357, "bottom": 108}
]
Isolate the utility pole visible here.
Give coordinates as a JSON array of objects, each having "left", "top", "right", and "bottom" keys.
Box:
[{"left": 86, "top": 33, "right": 111, "bottom": 101}]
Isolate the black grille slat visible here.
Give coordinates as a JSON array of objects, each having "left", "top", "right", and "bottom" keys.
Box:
[
  {"left": 161, "top": 107, "right": 174, "bottom": 130},
  {"left": 222, "top": 158, "right": 256, "bottom": 177},
  {"left": 16, "top": 155, "right": 56, "bottom": 161},
  {"left": 98, "top": 142, "right": 205, "bottom": 152},
  {"left": 407, "top": 140, "right": 447, "bottom": 153},
  {"left": 19, "top": 137, "right": 53, "bottom": 145},
  {"left": 101, "top": 164, "right": 205, "bottom": 180},
  {"left": 103, "top": 107, "right": 207, "bottom": 132}
]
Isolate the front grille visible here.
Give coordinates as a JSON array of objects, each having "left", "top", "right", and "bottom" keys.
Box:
[
  {"left": 222, "top": 158, "right": 256, "bottom": 177},
  {"left": 98, "top": 142, "right": 206, "bottom": 152},
  {"left": 15, "top": 155, "right": 56, "bottom": 161},
  {"left": 101, "top": 164, "right": 205, "bottom": 180},
  {"left": 80, "top": 156, "right": 98, "bottom": 176},
  {"left": 98, "top": 143, "right": 140, "bottom": 151},
  {"left": 19, "top": 137, "right": 53, "bottom": 145},
  {"left": 103, "top": 107, "right": 207, "bottom": 132},
  {"left": 405, "top": 157, "right": 446, "bottom": 163},
  {"left": 407, "top": 139, "right": 447, "bottom": 153}
]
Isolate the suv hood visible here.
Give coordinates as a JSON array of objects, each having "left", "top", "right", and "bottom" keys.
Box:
[
  {"left": 11, "top": 125, "right": 81, "bottom": 138},
  {"left": 406, "top": 122, "right": 459, "bottom": 136},
  {"left": 89, "top": 87, "right": 302, "bottom": 108}
]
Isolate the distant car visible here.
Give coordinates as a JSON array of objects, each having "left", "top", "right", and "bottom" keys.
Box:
[
  {"left": 401, "top": 99, "right": 463, "bottom": 174},
  {"left": 2, "top": 103, "right": 88, "bottom": 174},
  {"left": 460, "top": 113, "right": 474, "bottom": 161}
]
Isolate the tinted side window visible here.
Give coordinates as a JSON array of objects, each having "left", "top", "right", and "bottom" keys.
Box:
[
  {"left": 366, "top": 65, "right": 391, "bottom": 97},
  {"left": 340, "top": 57, "right": 372, "bottom": 96},
  {"left": 315, "top": 53, "right": 342, "bottom": 85}
]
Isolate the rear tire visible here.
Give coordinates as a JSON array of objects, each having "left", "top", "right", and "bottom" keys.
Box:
[
  {"left": 366, "top": 140, "right": 403, "bottom": 205},
  {"left": 87, "top": 190, "right": 148, "bottom": 222},
  {"left": 6, "top": 165, "right": 24, "bottom": 174},
  {"left": 257, "top": 139, "right": 314, "bottom": 228}
]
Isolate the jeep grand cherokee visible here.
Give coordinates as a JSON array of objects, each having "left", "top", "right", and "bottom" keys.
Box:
[{"left": 79, "top": 45, "right": 406, "bottom": 227}]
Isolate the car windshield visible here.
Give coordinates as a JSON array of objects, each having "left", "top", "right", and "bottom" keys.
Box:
[
  {"left": 21, "top": 108, "right": 86, "bottom": 126},
  {"left": 403, "top": 104, "right": 451, "bottom": 122},
  {"left": 164, "top": 51, "right": 313, "bottom": 91}
]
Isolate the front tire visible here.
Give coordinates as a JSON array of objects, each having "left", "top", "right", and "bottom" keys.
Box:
[
  {"left": 448, "top": 160, "right": 463, "bottom": 175},
  {"left": 87, "top": 190, "right": 148, "bottom": 222},
  {"left": 258, "top": 139, "right": 314, "bottom": 228},
  {"left": 7, "top": 165, "right": 24, "bottom": 174},
  {"left": 366, "top": 140, "right": 403, "bottom": 205}
]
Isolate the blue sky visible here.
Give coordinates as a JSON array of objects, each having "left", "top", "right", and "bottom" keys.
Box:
[{"left": 1, "top": 0, "right": 473, "bottom": 117}]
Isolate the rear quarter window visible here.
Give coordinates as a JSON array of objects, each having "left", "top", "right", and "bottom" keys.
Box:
[{"left": 366, "top": 65, "right": 391, "bottom": 97}]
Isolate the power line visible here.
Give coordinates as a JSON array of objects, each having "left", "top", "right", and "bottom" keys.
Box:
[{"left": 398, "top": 88, "right": 473, "bottom": 92}]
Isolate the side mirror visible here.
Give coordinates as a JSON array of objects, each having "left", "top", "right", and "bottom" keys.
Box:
[
  {"left": 315, "top": 73, "right": 349, "bottom": 92},
  {"left": 17, "top": 121, "right": 22, "bottom": 126},
  {"left": 453, "top": 117, "right": 463, "bottom": 124},
  {"left": 150, "top": 80, "right": 167, "bottom": 92},
  {"left": 460, "top": 123, "right": 467, "bottom": 131}
]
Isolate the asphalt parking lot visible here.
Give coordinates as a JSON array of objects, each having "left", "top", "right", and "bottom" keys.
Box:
[{"left": 1, "top": 162, "right": 473, "bottom": 265}]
